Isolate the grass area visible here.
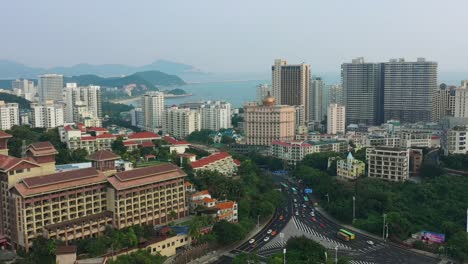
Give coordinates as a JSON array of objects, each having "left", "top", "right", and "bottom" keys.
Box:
[{"left": 136, "top": 160, "right": 168, "bottom": 168}]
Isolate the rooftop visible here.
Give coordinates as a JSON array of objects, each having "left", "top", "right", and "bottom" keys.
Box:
[
  {"left": 0, "top": 131, "right": 12, "bottom": 139},
  {"left": 87, "top": 150, "right": 120, "bottom": 161},
  {"left": 128, "top": 131, "right": 161, "bottom": 140},
  {"left": 27, "top": 141, "right": 58, "bottom": 156},
  {"left": 190, "top": 152, "right": 232, "bottom": 169}
]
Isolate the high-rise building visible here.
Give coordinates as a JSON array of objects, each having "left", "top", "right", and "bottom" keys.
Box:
[
  {"left": 329, "top": 84, "right": 344, "bottom": 105},
  {"left": 142, "top": 91, "right": 165, "bottom": 132},
  {"left": 441, "top": 125, "right": 468, "bottom": 155},
  {"left": 271, "top": 59, "right": 310, "bottom": 124},
  {"left": 383, "top": 58, "right": 437, "bottom": 123},
  {"left": 244, "top": 95, "right": 295, "bottom": 146},
  {"left": 342, "top": 57, "right": 383, "bottom": 126},
  {"left": 199, "top": 101, "right": 231, "bottom": 131},
  {"left": 0, "top": 101, "right": 19, "bottom": 130},
  {"left": 64, "top": 83, "right": 102, "bottom": 124},
  {"left": 130, "top": 107, "right": 144, "bottom": 128},
  {"left": 256, "top": 84, "right": 271, "bottom": 103},
  {"left": 30, "top": 101, "right": 65, "bottom": 128},
  {"left": 310, "top": 77, "right": 324, "bottom": 122},
  {"left": 162, "top": 106, "right": 201, "bottom": 139},
  {"left": 38, "top": 74, "right": 64, "bottom": 102},
  {"left": 454, "top": 80, "right": 468, "bottom": 118},
  {"left": 327, "top": 104, "right": 345, "bottom": 135},
  {"left": 12, "top": 79, "right": 36, "bottom": 101},
  {"left": 432, "top": 84, "right": 456, "bottom": 122}
]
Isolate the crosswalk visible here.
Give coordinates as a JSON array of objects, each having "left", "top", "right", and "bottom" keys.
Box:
[
  {"left": 292, "top": 217, "right": 352, "bottom": 250},
  {"left": 259, "top": 240, "right": 286, "bottom": 251},
  {"left": 356, "top": 243, "right": 386, "bottom": 254},
  {"left": 349, "top": 261, "right": 377, "bottom": 264}
]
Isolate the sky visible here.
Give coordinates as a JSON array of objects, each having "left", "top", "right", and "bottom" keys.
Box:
[{"left": 2, "top": 0, "right": 468, "bottom": 73}]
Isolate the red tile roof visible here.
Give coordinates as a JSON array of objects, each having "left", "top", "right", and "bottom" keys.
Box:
[
  {"left": 145, "top": 154, "right": 156, "bottom": 159},
  {"left": 81, "top": 136, "right": 96, "bottom": 141},
  {"left": 141, "top": 141, "right": 155, "bottom": 147},
  {"left": 233, "top": 159, "right": 241, "bottom": 166},
  {"left": 193, "top": 190, "right": 210, "bottom": 196},
  {"left": 27, "top": 142, "right": 58, "bottom": 156},
  {"left": 115, "top": 163, "right": 181, "bottom": 182},
  {"left": 87, "top": 150, "right": 120, "bottom": 161},
  {"left": 128, "top": 131, "right": 161, "bottom": 140},
  {"left": 22, "top": 167, "right": 100, "bottom": 188},
  {"left": 203, "top": 197, "right": 216, "bottom": 203},
  {"left": 95, "top": 133, "right": 116, "bottom": 139},
  {"left": 87, "top": 127, "right": 108, "bottom": 132},
  {"left": 190, "top": 152, "right": 231, "bottom": 169},
  {"left": 163, "top": 136, "right": 189, "bottom": 145},
  {"left": 77, "top": 123, "right": 86, "bottom": 132},
  {"left": 0, "top": 155, "right": 39, "bottom": 171},
  {"left": 216, "top": 201, "right": 235, "bottom": 210},
  {"left": 123, "top": 140, "right": 138, "bottom": 146},
  {"left": 0, "top": 131, "right": 12, "bottom": 138}
]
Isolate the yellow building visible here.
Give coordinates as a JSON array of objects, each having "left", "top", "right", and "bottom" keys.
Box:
[{"left": 336, "top": 152, "right": 365, "bottom": 180}]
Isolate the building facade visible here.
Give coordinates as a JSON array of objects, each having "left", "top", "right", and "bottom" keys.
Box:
[
  {"left": 142, "top": 92, "right": 165, "bottom": 132},
  {"left": 256, "top": 84, "right": 271, "bottom": 103},
  {"left": 336, "top": 152, "right": 365, "bottom": 180},
  {"left": 38, "top": 74, "right": 64, "bottom": 102},
  {"left": 190, "top": 152, "right": 239, "bottom": 176},
  {"left": 0, "top": 101, "right": 19, "bottom": 130},
  {"left": 454, "top": 81, "right": 468, "bottom": 118},
  {"left": 200, "top": 101, "right": 231, "bottom": 131},
  {"left": 272, "top": 59, "right": 310, "bottom": 122},
  {"left": 442, "top": 125, "right": 467, "bottom": 155},
  {"left": 310, "top": 77, "right": 324, "bottom": 123},
  {"left": 366, "top": 147, "right": 409, "bottom": 182},
  {"left": 64, "top": 83, "right": 102, "bottom": 123},
  {"left": 327, "top": 104, "right": 345, "bottom": 135},
  {"left": 243, "top": 95, "right": 295, "bottom": 146},
  {"left": 162, "top": 106, "right": 201, "bottom": 139},
  {"left": 30, "top": 101, "right": 65, "bottom": 128},
  {"left": 12, "top": 79, "right": 35, "bottom": 101}
]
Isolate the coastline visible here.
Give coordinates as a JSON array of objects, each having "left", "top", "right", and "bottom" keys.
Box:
[{"left": 111, "top": 93, "right": 193, "bottom": 104}]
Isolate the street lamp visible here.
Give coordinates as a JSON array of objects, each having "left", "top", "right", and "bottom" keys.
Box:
[
  {"left": 334, "top": 246, "right": 338, "bottom": 264},
  {"left": 382, "top": 213, "right": 387, "bottom": 241},
  {"left": 352, "top": 196, "right": 356, "bottom": 223},
  {"left": 283, "top": 248, "right": 287, "bottom": 264},
  {"left": 325, "top": 193, "right": 330, "bottom": 203}
]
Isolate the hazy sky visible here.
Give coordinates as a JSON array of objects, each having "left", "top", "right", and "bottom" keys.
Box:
[{"left": 2, "top": 0, "right": 468, "bottom": 73}]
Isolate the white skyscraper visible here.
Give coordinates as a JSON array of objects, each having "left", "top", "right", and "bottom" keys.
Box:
[
  {"left": 310, "top": 77, "right": 324, "bottom": 122},
  {"left": 454, "top": 81, "right": 468, "bottom": 118},
  {"left": 142, "top": 91, "right": 165, "bottom": 132},
  {"left": 130, "top": 107, "right": 144, "bottom": 128},
  {"left": 200, "top": 100, "right": 231, "bottom": 131},
  {"left": 12, "top": 79, "right": 36, "bottom": 101},
  {"left": 256, "top": 84, "right": 271, "bottom": 103},
  {"left": 38, "top": 74, "right": 64, "bottom": 102},
  {"left": 64, "top": 83, "right": 102, "bottom": 123},
  {"left": 0, "top": 101, "right": 19, "bottom": 130},
  {"left": 327, "top": 104, "right": 346, "bottom": 135},
  {"left": 162, "top": 106, "right": 201, "bottom": 139},
  {"left": 31, "top": 101, "right": 65, "bottom": 128}
]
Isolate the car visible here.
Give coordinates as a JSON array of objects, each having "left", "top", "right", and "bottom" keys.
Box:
[
  {"left": 319, "top": 223, "right": 325, "bottom": 228},
  {"left": 302, "top": 214, "right": 306, "bottom": 218},
  {"left": 295, "top": 211, "right": 299, "bottom": 216},
  {"left": 302, "top": 204, "right": 307, "bottom": 208},
  {"left": 366, "top": 240, "right": 374, "bottom": 245},
  {"left": 249, "top": 239, "right": 255, "bottom": 244},
  {"left": 310, "top": 211, "right": 315, "bottom": 217},
  {"left": 271, "top": 231, "right": 277, "bottom": 236},
  {"left": 293, "top": 199, "right": 297, "bottom": 203},
  {"left": 279, "top": 215, "right": 284, "bottom": 220},
  {"left": 311, "top": 217, "right": 317, "bottom": 222},
  {"left": 264, "top": 236, "right": 270, "bottom": 242},
  {"left": 267, "top": 229, "right": 272, "bottom": 234}
]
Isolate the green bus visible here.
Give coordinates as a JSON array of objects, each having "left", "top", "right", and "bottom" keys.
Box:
[
  {"left": 281, "top": 183, "right": 288, "bottom": 190},
  {"left": 339, "top": 229, "right": 355, "bottom": 240},
  {"left": 303, "top": 196, "right": 309, "bottom": 202}
]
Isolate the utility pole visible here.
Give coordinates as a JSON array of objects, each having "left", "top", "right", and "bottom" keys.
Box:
[
  {"left": 325, "top": 193, "right": 330, "bottom": 203},
  {"left": 385, "top": 224, "right": 389, "bottom": 240},
  {"left": 352, "top": 196, "right": 356, "bottom": 223},
  {"left": 382, "top": 213, "right": 387, "bottom": 241},
  {"left": 325, "top": 251, "right": 328, "bottom": 263},
  {"left": 283, "top": 248, "right": 287, "bottom": 264},
  {"left": 334, "top": 246, "right": 338, "bottom": 264}
]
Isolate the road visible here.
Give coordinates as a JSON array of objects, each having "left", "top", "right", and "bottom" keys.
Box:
[{"left": 215, "top": 174, "right": 441, "bottom": 264}]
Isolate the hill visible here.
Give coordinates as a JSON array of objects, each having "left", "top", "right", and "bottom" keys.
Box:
[
  {"left": 0, "top": 59, "right": 201, "bottom": 79},
  {"left": 0, "top": 93, "right": 31, "bottom": 109}
]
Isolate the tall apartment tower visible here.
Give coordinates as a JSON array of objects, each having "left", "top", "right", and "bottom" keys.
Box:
[
  {"left": 271, "top": 59, "right": 310, "bottom": 124},
  {"left": 454, "top": 80, "right": 468, "bottom": 118},
  {"left": 310, "top": 77, "right": 324, "bottom": 122},
  {"left": 162, "top": 106, "right": 201, "bottom": 139},
  {"left": 0, "top": 101, "right": 19, "bottom": 130},
  {"left": 30, "top": 101, "right": 65, "bottom": 128},
  {"left": 244, "top": 95, "right": 295, "bottom": 146},
  {"left": 342, "top": 57, "right": 383, "bottom": 126},
  {"left": 38, "top": 74, "right": 64, "bottom": 102},
  {"left": 432, "top": 84, "right": 456, "bottom": 122},
  {"left": 327, "top": 104, "right": 346, "bottom": 135},
  {"left": 329, "top": 84, "right": 344, "bottom": 105},
  {"left": 256, "top": 84, "right": 271, "bottom": 103},
  {"left": 64, "top": 83, "right": 102, "bottom": 123},
  {"left": 142, "top": 91, "right": 164, "bottom": 132},
  {"left": 12, "top": 79, "right": 36, "bottom": 101},
  {"left": 383, "top": 58, "right": 437, "bottom": 123},
  {"left": 199, "top": 100, "right": 231, "bottom": 131}
]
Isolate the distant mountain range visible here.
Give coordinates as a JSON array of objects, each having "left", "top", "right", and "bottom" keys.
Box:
[{"left": 0, "top": 59, "right": 202, "bottom": 79}]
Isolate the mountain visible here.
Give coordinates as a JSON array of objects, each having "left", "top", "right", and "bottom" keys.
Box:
[{"left": 0, "top": 59, "right": 201, "bottom": 79}]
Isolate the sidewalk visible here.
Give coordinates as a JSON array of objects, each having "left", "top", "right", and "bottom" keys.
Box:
[{"left": 315, "top": 206, "right": 441, "bottom": 260}]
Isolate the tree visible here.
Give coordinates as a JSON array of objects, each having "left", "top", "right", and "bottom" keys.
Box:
[
  {"left": 233, "top": 252, "right": 260, "bottom": 264},
  {"left": 448, "top": 231, "right": 468, "bottom": 262},
  {"left": 169, "top": 210, "right": 177, "bottom": 220},
  {"left": 186, "top": 129, "right": 214, "bottom": 144},
  {"left": 212, "top": 220, "right": 245, "bottom": 244},
  {"left": 108, "top": 249, "right": 165, "bottom": 264},
  {"left": 112, "top": 137, "right": 127, "bottom": 155}
]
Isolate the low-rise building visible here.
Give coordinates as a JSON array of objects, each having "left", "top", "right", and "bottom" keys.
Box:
[
  {"left": 336, "top": 152, "right": 365, "bottom": 180},
  {"left": 363, "top": 135, "right": 401, "bottom": 148},
  {"left": 366, "top": 147, "right": 409, "bottom": 182},
  {"left": 399, "top": 132, "right": 433, "bottom": 148},
  {"left": 190, "top": 152, "right": 240, "bottom": 176},
  {"left": 163, "top": 136, "right": 190, "bottom": 154},
  {"left": 60, "top": 124, "right": 116, "bottom": 153},
  {"left": 409, "top": 149, "right": 423, "bottom": 176},
  {"left": 122, "top": 131, "right": 161, "bottom": 151},
  {"left": 441, "top": 125, "right": 467, "bottom": 155},
  {"left": 216, "top": 201, "right": 238, "bottom": 223}
]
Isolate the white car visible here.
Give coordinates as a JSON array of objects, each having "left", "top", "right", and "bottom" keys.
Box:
[
  {"left": 249, "top": 239, "right": 255, "bottom": 244},
  {"left": 267, "top": 229, "right": 272, "bottom": 234},
  {"left": 264, "top": 236, "right": 270, "bottom": 242},
  {"left": 295, "top": 211, "right": 299, "bottom": 216},
  {"left": 302, "top": 204, "right": 307, "bottom": 208},
  {"left": 310, "top": 211, "right": 315, "bottom": 217},
  {"left": 293, "top": 199, "right": 297, "bottom": 203},
  {"left": 366, "top": 240, "right": 374, "bottom": 245}
]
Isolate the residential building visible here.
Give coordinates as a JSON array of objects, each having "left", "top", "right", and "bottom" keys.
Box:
[
  {"left": 162, "top": 136, "right": 190, "bottom": 154},
  {"left": 162, "top": 106, "right": 200, "bottom": 139},
  {"left": 256, "top": 84, "right": 271, "bottom": 103},
  {"left": 409, "top": 149, "right": 423, "bottom": 176},
  {"left": 432, "top": 84, "right": 456, "bottom": 122},
  {"left": 441, "top": 125, "right": 467, "bottom": 155},
  {"left": 272, "top": 59, "right": 310, "bottom": 122},
  {"left": 295, "top": 105, "right": 306, "bottom": 128},
  {"left": 216, "top": 201, "right": 238, "bottom": 223},
  {"left": 399, "top": 132, "right": 433, "bottom": 148},
  {"left": 454, "top": 80, "right": 468, "bottom": 118},
  {"left": 327, "top": 104, "right": 345, "bottom": 135},
  {"left": 336, "top": 152, "right": 365, "bottom": 180},
  {"left": 200, "top": 100, "right": 231, "bottom": 131},
  {"left": 190, "top": 152, "right": 240, "bottom": 176},
  {"left": 142, "top": 92, "right": 165, "bottom": 132},
  {"left": 0, "top": 101, "right": 19, "bottom": 130},
  {"left": 383, "top": 58, "right": 437, "bottom": 123},
  {"left": 38, "top": 74, "right": 64, "bottom": 102},
  {"left": 310, "top": 77, "right": 324, "bottom": 123},
  {"left": 12, "top": 79, "right": 35, "bottom": 101},
  {"left": 329, "top": 84, "right": 344, "bottom": 105},
  {"left": 130, "top": 107, "right": 144, "bottom": 128},
  {"left": 64, "top": 83, "right": 102, "bottom": 123},
  {"left": 123, "top": 131, "right": 161, "bottom": 151},
  {"left": 243, "top": 95, "right": 295, "bottom": 146},
  {"left": 60, "top": 124, "right": 116, "bottom": 153},
  {"left": 342, "top": 58, "right": 383, "bottom": 126},
  {"left": 363, "top": 135, "right": 401, "bottom": 148},
  {"left": 366, "top": 147, "right": 410, "bottom": 182},
  {"left": 30, "top": 101, "right": 65, "bottom": 128}
]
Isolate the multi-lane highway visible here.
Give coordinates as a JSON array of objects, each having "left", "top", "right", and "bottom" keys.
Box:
[{"left": 216, "top": 175, "right": 441, "bottom": 264}]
